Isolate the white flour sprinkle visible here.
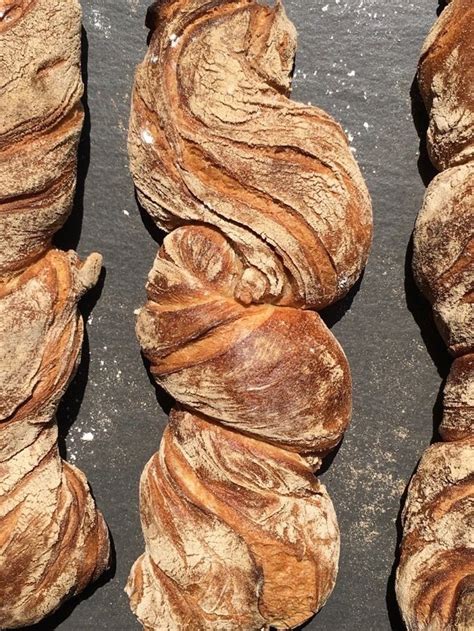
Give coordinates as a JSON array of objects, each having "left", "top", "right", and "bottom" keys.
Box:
[
  {"left": 89, "top": 8, "right": 112, "bottom": 39},
  {"left": 81, "top": 432, "right": 94, "bottom": 442},
  {"left": 127, "top": 0, "right": 140, "bottom": 12},
  {"left": 338, "top": 275, "right": 349, "bottom": 290},
  {"left": 141, "top": 129, "right": 154, "bottom": 144},
  {"left": 170, "top": 33, "right": 180, "bottom": 47}
]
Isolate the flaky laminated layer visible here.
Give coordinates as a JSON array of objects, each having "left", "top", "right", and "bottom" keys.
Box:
[
  {"left": 126, "top": 409, "right": 339, "bottom": 630},
  {"left": 396, "top": 441, "right": 474, "bottom": 631},
  {"left": 128, "top": 1, "right": 372, "bottom": 628},
  {"left": 0, "top": 250, "right": 109, "bottom": 628},
  {"left": 418, "top": 0, "right": 474, "bottom": 171},
  {"left": 0, "top": 0, "right": 109, "bottom": 625},
  {"left": 129, "top": 0, "right": 372, "bottom": 311},
  {"left": 441, "top": 355, "right": 474, "bottom": 442},
  {"left": 138, "top": 226, "right": 352, "bottom": 455},
  {"left": 413, "top": 162, "right": 473, "bottom": 356},
  {"left": 0, "top": 0, "right": 84, "bottom": 275}
]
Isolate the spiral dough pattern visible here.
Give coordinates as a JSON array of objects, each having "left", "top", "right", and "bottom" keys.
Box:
[
  {"left": 0, "top": 1, "right": 110, "bottom": 627},
  {"left": 127, "top": 1, "right": 372, "bottom": 629},
  {"left": 396, "top": 2, "right": 474, "bottom": 629}
]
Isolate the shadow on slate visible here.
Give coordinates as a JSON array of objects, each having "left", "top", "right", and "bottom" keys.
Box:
[
  {"left": 321, "top": 272, "right": 365, "bottom": 329},
  {"left": 135, "top": 194, "right": 176, "bottom": 416},
  {"left": 316, "top": 438, "right": 344, "bottom": 477},
  {"left": 404, "top": 239, "right": 451, "bottom": 440},
  {"left": 137, "top": 193, "right": 167, "bottom": 246},
  {"left": 407, "top": 69, "right": 451, "bottom": 434},
  {"left": 54, "top": 28, "right": 91, "bottom": 253},
  {"left": 409, "top": 78, "right": 437, "bottom": 188},
  {"left": 48, "top": 24, "right": 109, "bottom": 464},
  {"left": 56, "top": 268, "right": 106, "bottom": 460},
  {"left": 18, "top": 27, "right": 117, "bottom": 631},
  {"left": 437, "top": 0, "right": 449, "bottom": 16},
  {"left": 51, "top": 24, "right": 107, "bottom": 466},
  {"left": 141, "top": 351, "right": 175, "bottom": 417},
  {"left": 406, "top": 72, "right": 452, "bottom": 408},
  {"left": 315, "top": 267, "right": 364, "bottom": 477},
  {"left": 385, "top": 481, "right": 410, "bottom": 631}
]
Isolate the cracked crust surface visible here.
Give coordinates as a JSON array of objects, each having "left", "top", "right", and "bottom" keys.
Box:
[
  {"left": 0, "top": 1, "right": 110, "bottom": 626},
  {"left": 126, "top": 1, "right": 372, "bottom": 629},
  {"left": 397, "top": 2, "right": 474, "bottom": 629}
]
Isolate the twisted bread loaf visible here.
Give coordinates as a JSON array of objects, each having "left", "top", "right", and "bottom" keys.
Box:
[
  {"left": 0, "top": 1, "right": 110, "bottom": 626},
  {"left": 396, "top": 2, "right": 474, "bottom": 629},
  {"left": 126, "top": 1, "right": 372, "bottom": 629}
]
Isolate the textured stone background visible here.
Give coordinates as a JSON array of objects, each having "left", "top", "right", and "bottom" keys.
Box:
[{"left": 27, "top": 1, "right": 449, "bottom": 629}]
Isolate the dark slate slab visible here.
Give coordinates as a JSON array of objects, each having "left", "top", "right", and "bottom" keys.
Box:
[{"left": 26, "top": 1, "right": 447, "bottom": 629}]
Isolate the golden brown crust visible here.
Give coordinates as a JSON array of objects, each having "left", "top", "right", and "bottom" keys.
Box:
[
  {"left": 441, "top": 355, "right": 474, "bottom": 442},
  {"left": 398, "top": 3, "right": 474, "bottom": 629},
  {"left": 128, "top": 409, "right": 339, "bottom": 631},
  {"left": 129, "top": 0, "right": 372, "bottom": 311},
  {"left": 0, "top": 0, "right": 85, "bottom": 276},
  {"left": 127, "top": 1, "right": 372, "bottom": 629},
  {"left": 396, "top": 441, "right": 474, "bottom": 631},
  {"left": 0, "top": 251, "right": 110, "bottom": 629},
  {"left": 418, "top": 0, "right": 474, "bottom": 170},
  {"left": 138, "top": 227, "right": 352, "bottom": 455},
  {"left": 412, "top": 163, "right": 473, "bottom": 356},
  {"left": 0, "top": 1, "right": 109, "bottom": 626},
  {"left": 129, "top": 224, "right": 345, "bottom": 630}
]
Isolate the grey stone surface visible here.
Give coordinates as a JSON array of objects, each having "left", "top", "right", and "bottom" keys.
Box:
[{"left": 27, "top": 1, "right": 449, "bottom": 629}]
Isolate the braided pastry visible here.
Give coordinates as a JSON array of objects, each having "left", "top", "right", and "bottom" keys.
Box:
[
  {"left": 395, "top": 2, "right": 474, "bottom": 629},
  {"left": 126, "top": 1, "right": 372, "bottom": 629},
  {"left": 0, "top": 1, "right": 110, "bottom": 626}
]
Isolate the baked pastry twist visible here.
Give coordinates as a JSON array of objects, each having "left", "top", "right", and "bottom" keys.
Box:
[
  {"left": 396, "top": 2, "right": 474, "bottom": 629},
  {"left": 126, "top": 1, "right": 372, "bottom": 629},
  {"left": 0, "top": 1, "right": 110, "bottom": 627}
]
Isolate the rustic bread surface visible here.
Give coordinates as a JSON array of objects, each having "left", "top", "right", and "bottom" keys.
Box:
[
  {"left": 0, "top": 1, "right": 110, "bottom": 626},
  {"left": 127, "top": 1, "right": 372, "bottom": 629}
]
